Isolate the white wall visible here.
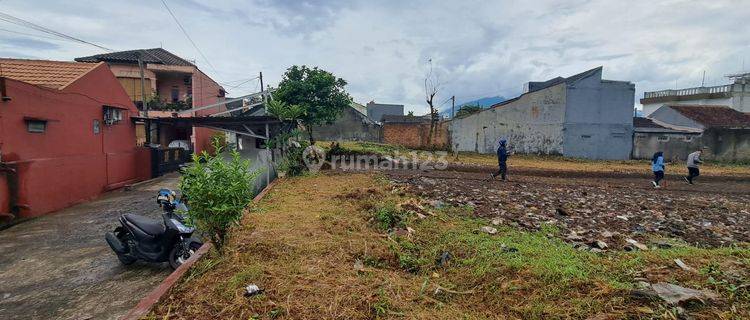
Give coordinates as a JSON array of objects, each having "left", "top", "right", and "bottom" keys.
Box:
[{"left": 451, "top": 83, "right": 566, "bottom": 154}]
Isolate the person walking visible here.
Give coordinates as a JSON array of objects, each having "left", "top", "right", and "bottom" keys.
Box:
[
  {"left": 489, "top": 139, "right": 509, "bottom": 181},
  {"left": 684, "top": 149, "right": 703, "bottom": 185},
  {"left": 651, "top": 151, "right": 665, "bottom": 188}
]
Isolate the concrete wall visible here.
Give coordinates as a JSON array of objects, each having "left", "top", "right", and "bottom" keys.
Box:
[
  {"left": 451, "top": 83, "right": 566, "bottom": 154},
  {"left": 312, "top": 108, "right": 381, "bottom": 142},
  {"left": 731, "top": 82, "right": 750, "bottom": 113},
  {"left": 366, "top": 103, "right": 403, "bottom": 122},
  {"left": 633, "top": 128, "right": 750, "bottom": 162},
  {"left": 563, "top": 75, "right": 635, "bottom": 160},
  {"left": 382, "top": 121, "right": 450, "bottom": 150},
  {"left": 633, "top": 131, "right": 703, "bottom": 162}
]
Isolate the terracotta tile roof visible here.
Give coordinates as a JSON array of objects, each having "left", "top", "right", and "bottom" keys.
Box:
[
  {"left": 75, "top": 48, "right": 194, "bottom": 67},
  {"left": 0, "top": 58, "right": 100, "bottom": 90},
  {"left": 668, "top": 105, "right": 750, "bottom": 128}
]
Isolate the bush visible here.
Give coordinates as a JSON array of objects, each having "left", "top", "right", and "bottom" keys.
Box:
[
  {"left": 179, "top": 140, "right": 259, "bottom": 252},
  {"left": 277, "top": 140, "right": 312, "bottom": 176}
]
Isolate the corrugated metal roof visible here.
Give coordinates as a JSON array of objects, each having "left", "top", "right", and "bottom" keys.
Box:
[
  {"left": 75, "top": 48, "right": 194, "bottom": 67},
  {"left": 0, "top": 58, "right": 100, "bottom": 89}
]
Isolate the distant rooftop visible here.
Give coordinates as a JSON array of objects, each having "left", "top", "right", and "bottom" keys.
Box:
[
  {"left": 75, "top": 48, "right": 194, "bottom": 67},
  {"left": 381, "top": 114, "right": 428, "bottom": 124},
  {"left": 668, "top": 105, "right": 750, "bottom": 128},
  {"left": 0, "top": 58, "right": 100, "bottom": 90},
  {"left": 523, "top": 66, "right": 603, "bottom": 94}
]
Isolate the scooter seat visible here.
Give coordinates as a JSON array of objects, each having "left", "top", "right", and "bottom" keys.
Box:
[{"left": 123, "top": 214, "right": 164, "bottom": 236}]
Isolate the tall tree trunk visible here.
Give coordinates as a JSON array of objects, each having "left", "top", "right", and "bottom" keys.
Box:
[{"left": 306, "top": 124, "right": 315, "bottom": 145}]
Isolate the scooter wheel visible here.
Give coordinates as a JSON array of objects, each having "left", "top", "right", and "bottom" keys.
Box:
[
  {"left": 117, "top": 253, "right": 137, "bottom": 265},
  {"left": 168, "top": 242, "right": 200, "bottom": 269}
]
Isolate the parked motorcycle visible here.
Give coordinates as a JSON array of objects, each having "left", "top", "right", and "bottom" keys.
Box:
[{"left": 105, "top": 189, "right": 202, "bottom": 269}]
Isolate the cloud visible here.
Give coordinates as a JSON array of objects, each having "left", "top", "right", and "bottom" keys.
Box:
[
  {"left": 0, "top": 0, "right": 748, "bottom": 113},
  {"left": 3, "top": 37, "right": 60, "bottom": 50}
]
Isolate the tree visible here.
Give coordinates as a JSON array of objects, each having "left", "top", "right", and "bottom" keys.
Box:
[
  {"left": 407, "top": 111, "right": 415, "bottom": 116},
  {"left": 455, "top": 105, "right": 484, "bottom": 118},
  {"left": 424, "top": 59, "right": 440, "bottom": 145},
  {"left": 273, "top": 65, "right": 352, "bottom": 144}
]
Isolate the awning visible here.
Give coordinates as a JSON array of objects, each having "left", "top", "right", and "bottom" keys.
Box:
[{"left": 131, "top": 115, "right": 284, "bottom": 140}]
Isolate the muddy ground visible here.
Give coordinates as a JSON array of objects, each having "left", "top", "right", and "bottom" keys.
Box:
[
  {"left": 0, "top": 174, "right": 179, "bottom": 320},
  {"left": 386, "top": 166, "right": 750, "bottom": 250}
]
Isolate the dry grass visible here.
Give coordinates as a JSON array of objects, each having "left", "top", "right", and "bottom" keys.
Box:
[
  {"left": 322, "top": 141, "right": 750, "bottom": 177},
  {"left": 148, "top": 172, "right": 750, "bottom": 319}
]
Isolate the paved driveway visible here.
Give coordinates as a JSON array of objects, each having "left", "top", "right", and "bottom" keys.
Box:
[{"left": 0, "top": 173, "right": 179, "bottom": 320}]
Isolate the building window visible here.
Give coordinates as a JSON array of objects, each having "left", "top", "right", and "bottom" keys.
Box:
[
  {"left": 26, "top": 120, "right": 46, "bottom": 133},
  {"left": 103, "top": 106, "right": 123, "bottom": 125},
  {"left": 171, "top": 87, "right": 179, "bottom": 103},
  {"left": 93, "top": 120, "right": 101, "bottom": 134},
  {"left": 684, "top": 135, "right": 693, "bottom": 142},
  {"left": 657, "top": 135, "right": 669, "bottom": 142}
]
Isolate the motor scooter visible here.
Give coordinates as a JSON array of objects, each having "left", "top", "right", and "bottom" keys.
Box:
[{"left": 105, "top": 189, "right": 201, "bottom": 269}]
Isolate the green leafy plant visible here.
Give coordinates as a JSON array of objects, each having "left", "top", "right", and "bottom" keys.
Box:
[
  {"left": 179, "top": 140, "right": 259, "bottom": 252},
  {"left": 273, "top": 65, "right": 352, "bottom": 144},
  {"left": 276, "top": 140, "right": 310, "bottom": 176}
]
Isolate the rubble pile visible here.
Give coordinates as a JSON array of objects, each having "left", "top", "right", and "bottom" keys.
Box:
[{"left": 388, "top": 171, "right": 750, "bottom": 249}]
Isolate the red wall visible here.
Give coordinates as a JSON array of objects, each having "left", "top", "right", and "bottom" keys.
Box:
[
  {"left": 0, "top": 64, "right": 149, "bottom": 218},
  {"left": 191, "top": 69, "right": 225, "bottom": 154}
]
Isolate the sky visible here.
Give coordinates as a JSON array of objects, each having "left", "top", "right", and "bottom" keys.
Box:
[{"left": 1, "top": 0, "right": 749, "bottom": 114}]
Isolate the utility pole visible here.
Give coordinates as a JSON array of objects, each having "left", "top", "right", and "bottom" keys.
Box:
[
  {"left": 260, "top": 71, "right": 270, "bottom": 185},
  {"left": 701, "top": 70, "right": 706, "bottom": 87},
  {"left": 451, "top": 95, "right": 455, "bottom": 118},
  {"left": 138, "top": 51, "right": 151, "bottom": 145},
  {"left": 259, "top": 71, "right": 264, "bottom": 92}
]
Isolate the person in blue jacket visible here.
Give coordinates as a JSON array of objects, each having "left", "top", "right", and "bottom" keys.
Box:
[
  {"left": 651, "top": 151, "right": 665, "bottom": 188},
  {"left": 489, "top": 139, "right": 509, "bottom": 181}
]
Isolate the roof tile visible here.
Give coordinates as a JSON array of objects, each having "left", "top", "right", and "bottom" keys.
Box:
[
  {"left": 668, "top": 105, "right": 750, "bottom": 128},
  {"left": 0, "top": 58, "right": 98, "bottom": 89}
]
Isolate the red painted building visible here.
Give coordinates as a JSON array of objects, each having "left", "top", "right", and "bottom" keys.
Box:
[
  {"left": 0, "top": 58, "right": 150, "bottom": 221},
  {"left": 75, "top": 48, "right": 227, "bottom": 154}
]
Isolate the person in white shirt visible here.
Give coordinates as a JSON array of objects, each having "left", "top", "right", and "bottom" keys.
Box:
[{"left": 684, "top": 149, "right": 703, "bottom": 185}]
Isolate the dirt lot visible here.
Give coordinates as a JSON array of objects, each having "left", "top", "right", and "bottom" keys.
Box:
[
  {"left": 150, "top": 169, "right": 749, "bottom": 319},
  {"left": 388, "top": 166, "right": 750, "bottom": 250},
  {"left": 0, "top": 174, "right": 179, "bottom": 320}
]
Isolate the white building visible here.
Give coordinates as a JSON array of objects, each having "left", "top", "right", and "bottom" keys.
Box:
[{"left": 641, "top": 73, "right": 750, "bottom": 115}]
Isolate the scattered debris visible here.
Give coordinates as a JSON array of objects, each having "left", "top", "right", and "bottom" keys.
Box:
[
  {"left": 436, "top": 251, "right": 452, "bottom": 267},
  {"left": 480, "top": 226, "right": 498, "bottom": 235},
  {"left": 491, "top": 217, "right": 503, "bottom": 226},
  {"left": 500, "top": 243, "right": 518, "bottom": 253},
  {"left": 625, "top": 238, "right": 648, "bottom": 251},
  {"left": 650, "top": 282, "right": 718, "bottom": 305},
  {"left": 591, "top": 240, "right": 608, "bottom": 250},
  {"left": 387, "top": 170, "right": 750, "bottom": 250},
  {"left": 674, "top": 259, "right": 694, "bottom": 272},
  {"left": 353, "top": 259, "right": 365, "bottom": 272},
  {"left": 244, "top": 284, "right": 263, "bottom": 297}
]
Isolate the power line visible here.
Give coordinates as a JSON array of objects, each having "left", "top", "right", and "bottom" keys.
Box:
[
  {"left": 0, "top": 27, "right": 66, "bottom": 41},
  {"left": 0, "top": 11, "right": 113, "bottom": 51},
  {"left": 159, "top": 0, "right": 218, "bottom": 76}
]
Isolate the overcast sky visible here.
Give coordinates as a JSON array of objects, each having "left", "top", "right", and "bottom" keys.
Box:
[{"left": 1, "top": 0, "right": 749, "bottom": 113}]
